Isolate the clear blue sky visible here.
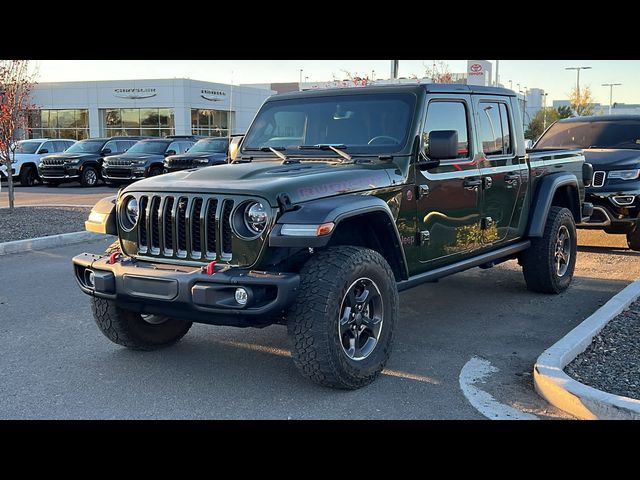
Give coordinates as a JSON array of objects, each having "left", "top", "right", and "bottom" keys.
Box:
[{"left": 33, "top": 60, "right": 640, "bottom": 106}]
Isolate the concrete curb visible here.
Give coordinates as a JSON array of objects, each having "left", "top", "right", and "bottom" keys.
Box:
[
  {"left": 0, "top": 231, "right": 111, "bottom": 256},
  {"left": 0, "top": 204, "right": 96, "bottom": 209},
  {"left": 534, "top": 278, "right": 640, "bottom": 420}
]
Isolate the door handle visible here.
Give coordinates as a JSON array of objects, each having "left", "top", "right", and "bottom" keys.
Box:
[{"left": 463, "top": 178, "right": 482, "bottom": 189}]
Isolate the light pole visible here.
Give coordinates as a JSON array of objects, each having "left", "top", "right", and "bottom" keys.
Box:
[
  {"left": 565, "top": 66, "right": 592, "bottom": 102},
  {"left": 509, "top": 80, "right": 513, "bottom": 90},
  {"left": 390, "top": 60, "right": 399, "bottom": 79},
  {"left": 602, "top": 83, "right": 622, "bottom": 115},
  {"left": 299, "top": 69, "right": 303, "bottom": 90},
  {"left": 519, "top": 88, "right": 528, "bottom": 132},
  {"left": 542, "top": 92, "right": 548, "bottom": 131}
]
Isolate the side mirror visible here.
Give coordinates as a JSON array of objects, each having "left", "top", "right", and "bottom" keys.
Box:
[
  {"left": 39, "top": 148, "right": 49, "bottom": 154},
  {"left": 101, "top": 148, "right": 112, "bottom": 155},
  {"left": 228, "top": 135, "right": 244, "bottom": 162},
  {"left": 165, "top": 149, "right": 177, "bottom": 156},
  {"left": 417, "top": 130, "right": 459, "bottom": 171},
  {"left": 524, "top": 139, "right": 533, "bottom": 150}
]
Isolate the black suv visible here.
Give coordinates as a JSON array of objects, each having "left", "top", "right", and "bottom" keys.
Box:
[
  {"left": 102, "top": 138, "right": 195, "bottom": 186},
  {"left": 38, "top": 137, "right": 146, "bottom": 187},
  {"left": 535, "top": 115, "right": 640, "bottom": 250},
  {"left": 164, "top": 137, "right": 229, "bottom": 173}
]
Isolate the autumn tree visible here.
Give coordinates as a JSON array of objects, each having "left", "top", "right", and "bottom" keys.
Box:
[
  {"left": 424, "top": 60, "right": 453, "bottom": 84},
  {"left": 569, "top": 85, "right": 596, "bottom": 116},
  {"left": 0, "top": 60, "right": 37, "bottom": 211},
  {"left": 556, "top": 105, "right": 573, "bottom": 119}
]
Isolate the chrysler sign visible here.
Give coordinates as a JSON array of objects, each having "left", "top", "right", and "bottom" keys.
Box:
[{"left": 113, "top": 87, "right": 157, "bottom": 99}]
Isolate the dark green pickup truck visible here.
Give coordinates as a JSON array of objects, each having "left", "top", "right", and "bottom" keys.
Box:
[{"left": 73, "top": 84, "right": 592, "bottom": 389}]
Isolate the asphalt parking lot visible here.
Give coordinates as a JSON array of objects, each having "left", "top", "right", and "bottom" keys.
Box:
[
  {"left": 0, "top": 183, "right": 114, "bottom": 208},
  {"left": 0, "top": 230, "right": 637, "bottom": 419}
]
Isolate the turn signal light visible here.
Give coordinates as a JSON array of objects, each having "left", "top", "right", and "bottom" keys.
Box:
[{"left": 316, "top": 222, "right": 335, "bottom": 236}]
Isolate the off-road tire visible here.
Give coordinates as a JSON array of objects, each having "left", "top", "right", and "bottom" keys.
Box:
[
  {"left": 80, "top": 166, "right": 98, "bottom": 187},
  {"left": 521, "top": 206, "right": 577, "bottom": 293},
  {"left": 148, "top": 165, "right": 163, "bottom": 177},
  {"left": 90, "top": 297, "right": 192, "bottom": 350},
  {"left": 287, "top": 246, "right": 398, "bottom": 389},
  {"left": 626, "top": 229, "right": 640, "bottom": 251},
  {"left": 19, "top": 165, "right": 37, "bottom": 187}
]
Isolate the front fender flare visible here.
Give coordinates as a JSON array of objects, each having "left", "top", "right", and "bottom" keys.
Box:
[
  {"left": 85, "top": 195, "right": 117, "bottom": 235},
  {"left": 527, "top": 173, "right": 580, "bottom": 237}
]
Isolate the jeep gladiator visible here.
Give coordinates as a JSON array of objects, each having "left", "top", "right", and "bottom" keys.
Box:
[{"left": 72, "top": 84, "right": 592, "bottom": 389}]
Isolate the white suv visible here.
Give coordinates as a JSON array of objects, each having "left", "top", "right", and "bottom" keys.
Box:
[{"left": 0, "top": 138, "right": 76, "bottom": 186}]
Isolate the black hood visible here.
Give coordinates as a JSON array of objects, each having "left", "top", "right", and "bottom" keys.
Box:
[
  {"left": 583, "top": 149, "right": 640, "bottom": 170},
  {"left": 106, "top": 153, "right": 165, "bottom": 163},
  {"left": 42, "top": 152, "right": 100, "bottom": 161}
]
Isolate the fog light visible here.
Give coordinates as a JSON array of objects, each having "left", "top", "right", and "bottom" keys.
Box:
[
  {"left": 85, "top": 269, "right": 95, "bottom": 288},
  {"left": 235, "top": 287, "right": 248, "bottom": 306}
]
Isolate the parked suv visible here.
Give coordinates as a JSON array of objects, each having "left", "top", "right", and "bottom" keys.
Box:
[
  {"left": 535, "top": 115, "right": 640, "bottom": 250},
  {"left": 102, "top": 138, "right": 195, "bottom": 186},
  {"left": 74, "top": 85, "right": 590, "bottom": 389},
  {"left": 0, "top": 138, "right": 75, "bottom": 186},
  {"left": 38, "top": 137, "right": 145, "bottom": 187},
  {"left": 164, "top": 137, "right": 229, "bottom": 173}
]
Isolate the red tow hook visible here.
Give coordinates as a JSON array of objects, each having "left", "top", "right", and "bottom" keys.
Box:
[
  {"left": 206, "top": 260, "right": 217, "bottom": 275},
  {"left": 108, "top": 251, "right": 120, "bottom": 265}
]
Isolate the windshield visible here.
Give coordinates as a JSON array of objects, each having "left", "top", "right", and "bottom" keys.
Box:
[
  {"left": 536, "top": 120, "right": 640, "bottom": 150},
  {"left": 14, "top": 141, "right": 42, "bottom": 154},
  {"left": 189, "top": 138, "right": 229, "bottom": 153},
  {"left": 127, "top": 141, "right": 170, "bottom": 155},
  {"left": 242, "top": 92, "right": 416, "bottom": 156},
  {"left": 66, "top": 140, "right": 105, "bottom": 154}
]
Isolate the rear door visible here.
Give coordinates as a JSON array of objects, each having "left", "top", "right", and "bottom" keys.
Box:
[
  {"left": 416, "top": 95, "right": 484, "bottom": 266},
  {"left": 473, "top": 96, "right": 526, "bottom": 244}
]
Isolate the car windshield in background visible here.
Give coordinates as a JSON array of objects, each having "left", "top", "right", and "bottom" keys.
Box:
[
  {"left": 127, "top": 141, "right": 170, "bottom": 155},
  {"left": 66, "top": 140, "right": 105, "bottom": 154},
  {"left": 242, "top": 92, "right": 416, "bottom": 155},
  {"left": 14, "top": 141, "right": 41, "bottom": 154},
  {"left": 189, "top": 138, "right": 229, "bottom": 153},
  {"left": 536, "top": 120, "right": 640, "bottom": 150}
]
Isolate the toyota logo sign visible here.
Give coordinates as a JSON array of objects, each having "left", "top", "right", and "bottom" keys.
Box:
[{"left": 469, "top": 63, "right": 484, "bottom": 76}]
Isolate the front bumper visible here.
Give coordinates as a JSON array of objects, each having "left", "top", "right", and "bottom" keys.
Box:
[
  {"left": 38, "top": 164, "right": 81, "bottom": 182},
  {"left": 578, "top": 190, "right": 640, "bottom": 231},
  {"left": 72, "top": 253, "right": 300, "bottom": 327},
  {"left": 102, "top": 166, "right": 147, "bottom": 182}
]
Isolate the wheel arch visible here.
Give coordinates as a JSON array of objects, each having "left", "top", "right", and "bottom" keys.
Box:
[{"left": 527, "top": 173, "right": 581, "bottom": 238}]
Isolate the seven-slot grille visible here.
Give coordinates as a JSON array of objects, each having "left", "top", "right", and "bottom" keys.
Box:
[
  {"left": 42, "top": 158, "right": 65, "bottom": 165},
  {"left": 108, "top": 159, "right": 134, "bottom": 166},
  {"left": 592, "top": 171, "right": 606, "bottom": 187},
  {"left": 135, "top": 194, "right": 233, "bottom": 262}
]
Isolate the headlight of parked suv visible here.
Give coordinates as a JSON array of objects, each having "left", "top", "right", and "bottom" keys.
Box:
[
  {"left": 64, "top": 159, "right": 80, "bottom": 165},
  {"left": 608, "top": 169, "right": 640, "bottom": 180},
  {"left": 120, "top": 196, "right": 139, "bottom": 231},
  {"left": 193, "top": 158, "right": 210, "bottom": 164}
]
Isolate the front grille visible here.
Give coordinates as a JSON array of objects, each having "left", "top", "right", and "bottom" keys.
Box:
[
  {"left": 592, "top": 171, "right": 606, "bottom": 187},
  {"left": 105, "top": 168, "right": 132, "bottom": 178},
  {"left": 108, "top": 159, "right": 133, "bottom": 166},
  {"left": 42, "top": 158, "right": 65, "bottom": 166},
  {"left": 134, "top": 194, "right": 234, "bottom": 262}
]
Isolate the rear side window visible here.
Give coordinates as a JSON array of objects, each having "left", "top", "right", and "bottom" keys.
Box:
[
  {"left": 53, "top": 141, "right": 67, "bottom": 152},
  {"left": 423, "top": 101, "right": 470, "bottom": 159},
  {"left": 103, "top": 140, "right": 119, "bottom": 152},
  {"left": 478, "top": 102, "right": 512, "bottom": 156}
]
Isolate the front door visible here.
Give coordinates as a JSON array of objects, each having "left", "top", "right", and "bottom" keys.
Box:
[
  {"left": 417, "top": 96, "right": 483, "bottom": 267},
  {"left": 473, "top": 97, "right": 525, "bottom": 245}
]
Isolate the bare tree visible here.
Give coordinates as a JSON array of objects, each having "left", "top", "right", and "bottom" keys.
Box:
[
  {"left": 0, "top": 60, "right": 37, "bottom": 211},
  {"left": 569, "top": 85, "right": 596, "bottom": 116},
  {"left": 424, "top": 60, "right": 453, "bottom": 84}
]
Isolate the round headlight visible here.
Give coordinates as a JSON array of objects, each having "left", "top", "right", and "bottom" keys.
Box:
[
  {"left": 244, "top": 202, "right": 268, "bottom": 234},
  {"left": 125, "top": 197, "right": 139, "bottom": 226}
]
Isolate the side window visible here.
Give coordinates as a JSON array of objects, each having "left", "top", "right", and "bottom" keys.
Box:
[
  {"left": 53, "top": 141, "right": 66, "bottom": 152},
  {"left": 117, "top": 141, "right": 131, "bottom": 152},
  {"left": 103, "top": 140, "right": 119, "bottom": 153},
  {"left": 499, "top": 104, "right": 512, "bottom": 155},
  {"left": 168, "top": 141, "right": 181, "bottom": 154},
  {"left": 39, "top": 141, "right": 55, "bottom": 153},
  {"left": 423, "top": 101, "right": 469, "bottom": 159},
  {"left": 478, "top": 102, "right": 511, "bottom": 156},
  {"left": 65, "top": 141, "right": 75, "bottom": 150},
  {"left": 182, "top": 141, "right": 194, "bottom": 152}
]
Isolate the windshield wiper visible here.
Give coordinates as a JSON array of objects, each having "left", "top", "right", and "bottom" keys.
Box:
[
  {"left": 244, "top": 146, "right": 289, "bottom": 161},
  {"left": 298, "top": 144, "right": 353, "bottom": 162}
]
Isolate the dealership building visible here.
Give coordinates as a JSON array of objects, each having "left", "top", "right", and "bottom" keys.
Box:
[{"left": 27, "top": 78, "right": 275, "bottom": 140}]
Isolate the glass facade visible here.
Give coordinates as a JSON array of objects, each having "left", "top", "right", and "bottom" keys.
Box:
[
  {"left": 28, "top": 109, "right": 90, "bottom": 140},
  {"left": 191, "top": 109, "right": 234, "bottom": 137},
  {"left": 101, "top": 108, "right": 174, "bottom": 137}
]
